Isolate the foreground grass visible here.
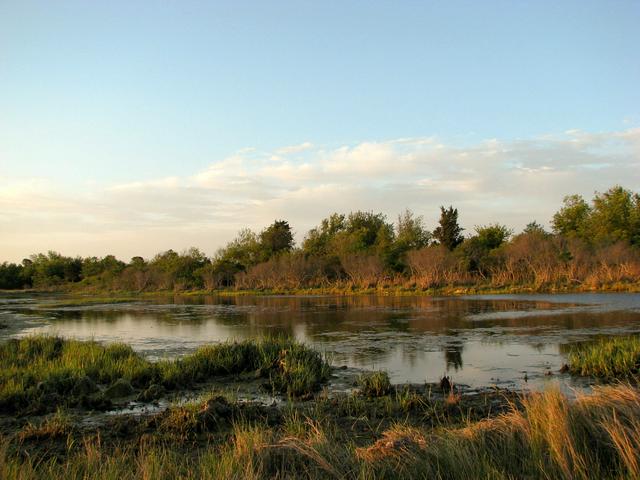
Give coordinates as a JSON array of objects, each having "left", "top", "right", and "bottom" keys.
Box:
[
  {"left": 568, "top": 336, "right": 640, "bottom": 379},
  {"left": 0, "top": 336, "right": 330, "bottom": 414},
  {"left": 1, "top": 384, "right": 639, "bottom": 479},
  {"left": 3, "top": 335, "right": 640, "bottom": 478}
]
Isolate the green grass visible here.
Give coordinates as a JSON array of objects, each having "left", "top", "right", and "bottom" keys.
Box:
[
  {"left": 0, "top": 335, "right": 330, "bottom": 414},
  {"left": 568, "top": 336, "right": 640, "bottom": 378},
  {"left": 2, "top": 384, "right": 640, "bottom": 479},
  {"left": 357, "top": 371, "right": 391, "bottom": 397}
]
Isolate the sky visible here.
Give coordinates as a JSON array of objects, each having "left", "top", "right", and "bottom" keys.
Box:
[{"left": 1, "top": 0, "right": 639, "bottom": 262}]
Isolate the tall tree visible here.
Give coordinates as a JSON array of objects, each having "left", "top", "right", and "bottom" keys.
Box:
[
  {"left": 551, "top": 194, "right": 591, "bottom": 238},
  {"left": 215, "top": 228, "right": 261, "bottom": 270},
  {"left": 389, "top": 209, "right": 431, "bottom": 272},
  {"left": 589, "top": 186, "right": 640, "bottom": 245},
  {"left": 302, "top": 213, "right": 346, "bottom": 256},
  {"left": 432, "top": 206, "right": 464, "bottom": 251},
  {"left": 395, "top": 209, "right": 431, "bottom": 251},
  {"left": 459, "top": 224, "right": 511, "bottom": 275},
  {"left": 259, "top": 220, "right": 294, "bottom": 259},
  {"left": 523, "top": 221, "right": 548, "bottom": 236}
]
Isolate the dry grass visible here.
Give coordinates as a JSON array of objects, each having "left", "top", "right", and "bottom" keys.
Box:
[{"left": 2, "top": 384, "right": 640, "bottom": 479}]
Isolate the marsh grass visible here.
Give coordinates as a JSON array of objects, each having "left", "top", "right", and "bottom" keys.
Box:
[
  {"left": 17, "top": 408, "right": 73, "bottom": 442},
  {"left": 0, "top": 335, "right": 330, "bottom": 414},
  {"left": 568, "top": 336, "right": 640, "bottom": 378},
  {"left": 357, "top": 371, "right": 391, "bottom": 397},
  {"left": 2, "top": 385, "right": 640, "bottom": 479}
]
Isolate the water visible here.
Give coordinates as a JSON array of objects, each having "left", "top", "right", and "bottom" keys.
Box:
[{"left": 2, "top": 292, "right": 640, "bottom": 391}]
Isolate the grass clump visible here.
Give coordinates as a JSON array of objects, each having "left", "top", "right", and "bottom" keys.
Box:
[
  {"left": 568, "top": 336, "right": 640, "bottom": 378},
  {"left": 17, "top": 408, "right": 73, "bottom": 442},
  {"left": 161, "top": 336, "right": 330, "bottom": 398},
  {"left": 357, "top": 371, "right": 391, "bottom": 397},
  {"left": 0, "top": 336, "right": 150, "bottom": 413},
  {"left": 269, "top": 344, "right": 332, "bottom": 398},
  {"left": 0, "top": 335, "right": 330, "bottom": 414}
]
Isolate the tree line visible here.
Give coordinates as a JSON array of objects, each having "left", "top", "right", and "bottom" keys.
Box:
[{"left": 1, "top": 185, "right": 639, "bottom": 292}]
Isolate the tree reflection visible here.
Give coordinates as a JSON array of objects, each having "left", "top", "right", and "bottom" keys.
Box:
[{"left": 444, "top": 343, "right": 464, "bottom": 371}]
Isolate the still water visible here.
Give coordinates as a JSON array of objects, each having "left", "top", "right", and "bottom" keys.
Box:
[{"left": 2, "top": 293, "right": 640, "bottom": 391}]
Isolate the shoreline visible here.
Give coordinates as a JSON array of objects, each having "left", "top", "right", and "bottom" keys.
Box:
[{"left": 3, "top": 281, "right": 640, "bottom": 299}]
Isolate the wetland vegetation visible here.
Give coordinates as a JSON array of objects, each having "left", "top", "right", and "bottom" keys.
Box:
[
  {"left": 0, "top": 336, "right": 330, "bottom": 415},
  {"left": 568, "top": 336, "right": 640, "bottom": 379},
  {"left": 1, "top": 335, "right": 640, "bottom": 479}
]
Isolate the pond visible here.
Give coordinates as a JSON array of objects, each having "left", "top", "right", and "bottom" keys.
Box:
[{"left": 2, "top": 292, "right": 640, "bottom": 392}]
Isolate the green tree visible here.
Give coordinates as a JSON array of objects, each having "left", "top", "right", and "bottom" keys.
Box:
[
  {"left": 0, "top": 262, "right": 25, "bottom": 289},
  {"left": 302, "top": 213, "right": 346, "bottom": 256},
  {"left": 341, "top": 211, "right": 393, "bottom": 252},
  {"left": 459, "top": 224, "right": 511, "bottom": 275},
  {"left": 303, "top": 211, "right": 395, "bottom": 275},
  {"left": 432, "top": 206, "right": 464, "bottom": 251},
  {"left": 389, "top": 209, "right": 431, "bottom": 272},
  {"left": 335, "top": 211, "right": 395, "bottom": 271},
  {"left": 303, "top": 211, "right": 394, "bottom": 257},
  {"left": 474, "top": 224, "right": 512, "bottom": 250},
  {"left": 215, "top": 228, "right": 262, "bottom": 271},
  {"left": 551, "top": 194, "right": 591, "bottom": 238},
  {"left": 81, "top": 255, "right": 125, "bottom": 279},
  {"left": 130, "top": 256, "right": 146, "bottom": 268},
  {"left": 29, "top": 251, "right": 82, "bottom": 287},
  {"left": 150, "top": 248, "right": 208, "bottom": 289},
  {"left": 589, "top": 186, "right": 640, "bottom": 245},
  {"left": 259, "top": 220, "right": 294, "bottom": 260},
  {"left": 523, "top": 221, "right": 548, "bottom": 236},
  {"left": 395, "top": 209, "right": 431, "bottom": 251}
]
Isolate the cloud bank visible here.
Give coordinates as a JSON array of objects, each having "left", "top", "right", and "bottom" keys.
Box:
[{"left": 1, "top": 128, "right": 639, "bottom": 262}]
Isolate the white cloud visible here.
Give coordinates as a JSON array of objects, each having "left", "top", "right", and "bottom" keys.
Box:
[
  {"left": 275, "top": 142, "right": 314, "bottom": 155},
  {"left": 1, "top": 128, "right": 639, "bottom": 262}
]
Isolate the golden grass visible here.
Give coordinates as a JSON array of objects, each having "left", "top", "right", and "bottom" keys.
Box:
[{"left": 3, "top": 384, "right": 640, "bottom": 478}]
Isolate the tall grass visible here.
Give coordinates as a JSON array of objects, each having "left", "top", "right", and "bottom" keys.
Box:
[
  {"left": 0, "top": 335, "right": 330, "bottom": 414},
  {"left": 568, "top": 336, "right": 640, "bottom": 378},
  {"left": 2, "top": 384, "right": 640, "bottom": 479},
  {"left": 357, "top": 371, "right": 391, "bottom": 397}
]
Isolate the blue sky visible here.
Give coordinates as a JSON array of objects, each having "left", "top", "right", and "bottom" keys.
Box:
[{"left": 1, "top": 1, "right": 639, "bottom": 261}]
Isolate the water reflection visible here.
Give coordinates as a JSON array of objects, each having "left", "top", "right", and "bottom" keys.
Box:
[
  {"left": 444, "top": 342, "right": 464, "bottom": 371},
  {"left": 3, "top": 293, "right": 640, "bottom": 390}
]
